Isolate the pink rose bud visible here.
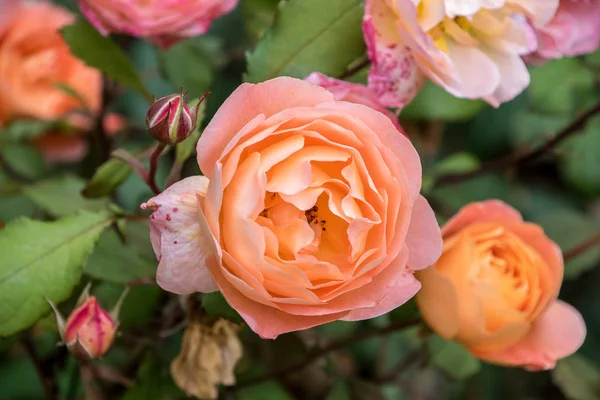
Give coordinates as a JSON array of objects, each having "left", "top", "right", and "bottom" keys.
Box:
[
  {"left": 146, "top": 93, "right": 204, "bottom": 145},
  {"left": 64, "top": 296, "right": 116, "bottom": 360},
  {"left": 47, "top": 284, "right": 128, "bottom": 360}
]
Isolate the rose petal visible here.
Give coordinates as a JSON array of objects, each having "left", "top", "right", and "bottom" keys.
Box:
[
  {"left": 405, "top": 195, "right": 443, "bottom": 270},
  {"left": 141, "top": 176, "right": 219, "bottom": 294},
  {"left": 442, "top": 200, "right": 523, "bottom": 238},
  {"left": 197, "top": 77, "right": 335, "bottom": 175},
  {"left": 472, "top": 300, "right": 586, "bottom": 370}
]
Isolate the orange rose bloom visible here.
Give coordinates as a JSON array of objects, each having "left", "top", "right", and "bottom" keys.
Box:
[
  {"left": 417, "top": 200, "right": 586, "bottom": 370},
  {"left": 0, "top": 0, "right": 103, "bottom": 161}
]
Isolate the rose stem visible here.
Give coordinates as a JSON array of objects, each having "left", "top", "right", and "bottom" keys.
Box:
[
  {"left": 227, "top": 318, "right": 422, "bottom": 392},
  {"left": 435, "top": 100, "right": 600, "bottom": 187},
  {"left": 147, "top": 143, "right": 166, "bottom": 195}
]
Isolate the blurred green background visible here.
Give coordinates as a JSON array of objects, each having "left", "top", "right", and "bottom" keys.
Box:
[{"left": 1, "top": 0, "right": 600, "bottom": 399}]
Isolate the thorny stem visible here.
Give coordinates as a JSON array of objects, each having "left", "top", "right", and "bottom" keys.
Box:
[
  {"left": 227, "top": 318, "right": 422, "bottom": 392},
  {"left": 21, "top": 335, "right": 58, "bottom": 400},
  {"left": 564, "top": 232, "right": 600, "bottom": 262},
  {"left": 148, "top": 143, "right": 166, "bottom": 195},
  {"left": 434, "top": 100, "right": 600, "bottom": 187}
]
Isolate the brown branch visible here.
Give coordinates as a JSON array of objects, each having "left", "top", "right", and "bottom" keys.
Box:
[
  {"left": 93, "top": 76, "right": 115, "bottom": 163},
  {"left": 372, "top": 345, "right": 429, "bottom": 383},
  {"left": 338, "top": 58, "right": 370, "bottom": 80},
  {"left": 227, "top": 318, "right": 421, "bottom": 392},
  {"left": 147, "top": 143, "right": 166, "bottom": 195},
  {"left": 435, "top": 100, "right": 600, "bottom": 187},
  {"left": 564, "top": 232, "right": 600, "bottom": 262},
  {"left": 21, "top": 335, "right": 58, "bottom": 400}
]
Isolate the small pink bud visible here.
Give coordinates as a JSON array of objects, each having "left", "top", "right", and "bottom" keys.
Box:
[
  {"left": 146, "top": 92, "right": 205, "bottom": 145},
  {"left": 64, "top": 296, "right": 116, "bottom": 360},
  {"left": 47, "top": 284, "right": 128, "bottom": 360}
]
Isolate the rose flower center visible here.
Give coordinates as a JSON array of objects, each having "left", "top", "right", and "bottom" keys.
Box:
[
  {"left": 417, "top": 5, "right": 516, "bottom": 53},
  {"left": 465, "top": 223, "right": 545, "bottom": 330}
]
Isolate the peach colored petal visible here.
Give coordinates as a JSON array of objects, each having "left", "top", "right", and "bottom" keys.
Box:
[
  {"left": 416, "top": 266, "right": 461, "bottom": 338},
  {"left": 206, "top": 251, "right": 349, "bottom": 339},
  {"left": 442, "top": 200, "right": 523, "bottom": 238},
  {"left": 473, "top": 300, "right": 586, "bottom": 370},
  {"left": 504, "top": 221, "right": 564, "bottom": 307},
  {"left": 342, "top": 255, "right": 420, "bottom": 320},
  {"left": 141, "top": 177, "right": 218, "bottom": 294},
  {"left": 197, "top": 78, "right": 334, "bottom": 176},
  {"left": 405, "top": 195, "right": 443, "bottom": 270},
  {"left": 321, "top": 101, "right": 421, "bottom": 201}
]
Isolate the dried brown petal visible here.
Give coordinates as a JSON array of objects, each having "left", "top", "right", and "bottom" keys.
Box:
[{"left": 170, "top": 319, "right": 242, "bottom": 399}]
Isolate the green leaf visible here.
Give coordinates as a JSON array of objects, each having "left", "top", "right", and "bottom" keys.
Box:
[
  {"left": 559, "top": 116, "right": 600, "bottom": 196},
  {"left": 508, "top": 110, "right": 569, "bottom": 150},
  {"left": 401, "top": 81, "right": 486, "bottom": 121},
  {"left": 553, "top": 355, "right": 600, "bottom": 400},
  {"left": 237, "top": 381, "right": 295, "bottom": 400},
  {"left": 23, "top": 174, "right": 110, "bottom": 217},
  {"left": 0, "top": 119, "right": 63, "bottom": 142},
  {"left": 85, "top": 229, "right": 156, "bottom": 284},
  {"left": 533, "top": 209, "right": 600, "bottom": 279},
  {"left": 160, "top": 37, "right": 225, "bottom": 99},
  {"left": 389, "top": 297, "right": 420, "bottom": 323},
  {"left": 326, "top": 380, "right": 352, "bottom": 400},
  {"left": 60, "top": 19, "right": 151, "bottom": 99},
  {"left": 431, "top": 174, "right": 511, "bottom": 213},
  {"left": 428, "top": 335, "right": 480, "bottom": 380},
  {"left": 82, "top": 157, "right": 133, "bottom": 198},
  {"left": 423, "top": 152, "right": 480, "bottom": 193},
  {"left": 0, "top": 211, "right": 112, "bottom": 336},
  {"left": 175, "top": 100, "right": 207, "bottom": 164},
  {"left": 202, "top": 291, "right": 244, "bottom": 323},
  {"left": 0, "top": 142, "right": 47, "bottom": 180},
  {"left": 245, "top": 0, "right": 365, "bottom": 82},
  {"left": 528, "top": 58, "right": 596, "bottom": 115},
  {"left": 0, "top": 357, "right": 45, "bottom": 398},
  {"left": 122, "top": 353, "right": 182, "bottom": 400},
  {"left": 243, "top": 0, "right": 280, "bottom": 43},
  {"left": 93, "top": 282, "right": 162, "bottom": 328}
]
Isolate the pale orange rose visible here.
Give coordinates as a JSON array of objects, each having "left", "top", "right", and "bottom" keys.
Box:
[
  {"left": 417, "top": 200, "right": 586, "bottom": 370},
  {"left": 142, "top": 77, "right": 442, "bottom": 339},
  {"left": 0, "top": 0, "right": 106, "bottom": 161}
]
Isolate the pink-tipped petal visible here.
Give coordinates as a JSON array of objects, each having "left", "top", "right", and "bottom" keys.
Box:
[
  {"left": 473, "top": 300, "right": 586, "bottom": 370},
  {"left": 442, "top": 200, "right": 523, "bottom": 238},
  {"left": 141, "top": 176, "right": 219, "bottom": 294},
  {"left": 405, "top": 195, "right": 443, "bottom": 270}
]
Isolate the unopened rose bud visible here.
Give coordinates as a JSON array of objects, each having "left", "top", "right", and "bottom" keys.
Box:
[
  {"left": 47, "top": 284, "right": 128, "bottom": 360},
  {"left": 146, "top": 92, "right": 205, "bottom": 145},
  {"left": 64, "top": 296, "right": 116, "bottom": 359}
]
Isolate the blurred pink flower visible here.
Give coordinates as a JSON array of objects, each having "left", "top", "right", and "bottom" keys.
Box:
[
  {"left": 304, "top": 72, "right": 405, "bottom": 133},
  {"left": 363, "top": 0, "right": 559, "bottom": 108},
  {"left": 77, "top": 0, "right": 238, "bottom": 48},
  {"left": 526, "top": 0, "right": 600, "bottom": 63}
]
